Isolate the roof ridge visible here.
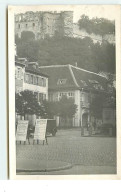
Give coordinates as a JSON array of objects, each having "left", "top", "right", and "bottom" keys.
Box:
[
  {"left": 39, "top": 64, "right": 106, "bottom": 79},
  {"left": 69, "top": 65, "right": 80, "bottom": 88},
  {"left": 70, "top": 65, "right": 106, "bottom": 78},
  {"left": 39, "top": 65, "right": 70, "bottom": 68}
]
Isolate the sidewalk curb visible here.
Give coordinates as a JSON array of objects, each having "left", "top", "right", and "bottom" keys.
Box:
[{"left": 17, "top": 163, "right": 73, "bottom": 173}]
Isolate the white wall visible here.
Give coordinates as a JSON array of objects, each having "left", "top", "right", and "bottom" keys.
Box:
[
  {"left": 23, "top": 78, "right": 48, "bottom": 99},
  {"left": 73, "top": 90, "right": 81, "bottom": 127}
]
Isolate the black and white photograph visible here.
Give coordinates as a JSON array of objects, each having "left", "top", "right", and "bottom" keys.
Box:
[{"left": 8, "top": 5, "right": 121, "bottom": 179}]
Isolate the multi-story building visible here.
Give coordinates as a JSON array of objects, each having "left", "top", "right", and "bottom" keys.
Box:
[
  {"left": 15, "top": 58, "right": 48, "bottom": 124},
  {"left": 15, "top": 11, "right": 73, "bottom": 39},
  {"left": 39, "top": 64, "right": 108, "bottom": 127},
  {"left": 15, "top": 59, "right": 48, "bottom": 101}
]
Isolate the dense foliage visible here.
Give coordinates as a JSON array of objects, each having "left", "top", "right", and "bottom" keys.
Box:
[
  {"left": 15, "top": 90, "right": 45, "bottom": 118},
  {"left": 16, "top": 91, "right": 77, "bottom": 120},
  {"left": 43, "top": 95, "right": 77, "bottom": 119},
  {"left": 15, "top": 33, "right": 115, "bottom": 73},
  {"left": 78, "top": 15, "right": 115, "bottom": 36}
]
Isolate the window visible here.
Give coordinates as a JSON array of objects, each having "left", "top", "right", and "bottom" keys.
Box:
[
  {"left": 39, "top": 93, "right": 43, "bottom": 102},
  {"left": 26, "top": 24, "right": 28, "bottom": 28},
  {"left": 38, "top": 77, "right": 42, "bottom": 86},
  {"left": 68, "top": 92, "right": 74, "bottom": 97},
  {"left": 43, "top": 78, "right": 46, "bottom": 87},
  {"left": 34, "top": 92, "right": 38, "bottom": 100},
  {"left": 88, "top": 79, "right": 104, "bottom": 90},
  {"left": 18, "top": 24, "right": 20, "bottom": 29},
  {"left": 16, "top": 67, "right": 23, "bottom": 79},
  {"left": 30, "top": 75, "right": 33, "bottom": 84},
  {"left": 57, "top": 79, "right": 67, "bottom": 85},
  {"left": 33, "top": 23, "right": 35, "bottom": 27},
  {"left": 38, "top": 77, "right": 46, "bottom": 87},
  {"left": 93, "top": 84, "right": 98, "bottom": 90},
  {"left": 54, "top": 93, "right": 58, "bottom": 101},
  {"left": 49, "top": 93, "right": 53, "bottom": 101},
  {"left": 59, "top": 93, "right": 62, "bottom": 96},
  {"left": 24, "top": 74, "right": 29, "bottom": 83},
  {"left": 34, "top": 76, "right": 39, "bottom": 85},
  {"left": 59, "top": 92, "right": 67, "bottom": 97},
  {"left": 80, "top": 80, "right": 88, "bottom": 87},
  {"left": 41, "top": 78, "right": 46, "bottom": 87},
  {"left": 39, "top": 93, "right": 46, "bottom": 102},
  {"left": 43, "top": 94, "right": 46, "bottom": 100},
  {"left": 88, "top": 79, "right": 99, "bottom": 84}
]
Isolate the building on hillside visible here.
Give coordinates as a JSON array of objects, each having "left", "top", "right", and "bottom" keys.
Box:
[
  {"left": 15, "top": 58, "right": 48, "bottom": 124},
  {"left": 15, "top": 11, "right": 115, "bottom": 44},
  {"left": 39, "top": 64, "right": 112, "bottom": 128},
  {"left": 15, "top": 11, "right": 73, "bottom": 39}
]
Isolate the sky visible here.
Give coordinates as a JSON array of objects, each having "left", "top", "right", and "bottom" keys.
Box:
[{"left": 13, "top": 5, "right": 117, "bottom": 22}]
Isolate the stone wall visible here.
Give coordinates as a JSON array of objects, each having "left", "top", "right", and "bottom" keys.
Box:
[{"left": 15, "top": 11, "right": 73, "bottom": 39}]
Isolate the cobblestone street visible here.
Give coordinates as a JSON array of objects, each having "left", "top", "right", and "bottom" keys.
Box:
[{"left": 16, "top": 129, "right": 116, "bottom": 174}]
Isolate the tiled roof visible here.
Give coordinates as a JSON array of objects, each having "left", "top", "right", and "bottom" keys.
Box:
[
  {"left": 39, "top": 65, "right": 108, "bottom": 91},
  {"left": 39, "top": 65, "right": 78, "bottom": 90},
  {"left": 15, "top": 61, "right": 48, "bottom": 78},
  {"left": 71, "top": 66, "right": 107, "bottom": 91},
  {"left": 25, "top": 66, "right": 49, "bottom": 78}
]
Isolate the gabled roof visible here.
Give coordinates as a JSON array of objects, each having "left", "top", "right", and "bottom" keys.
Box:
[{"left": 39, "top": 65, "right": 108, "bottom": 91}]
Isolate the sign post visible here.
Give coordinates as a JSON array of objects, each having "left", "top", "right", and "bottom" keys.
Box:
[
  {"left": 16, "top": 120, "right": 28, "bottom": 144},
  {"left": 34, "top": 119, "right": 48, "bottom": 145}
]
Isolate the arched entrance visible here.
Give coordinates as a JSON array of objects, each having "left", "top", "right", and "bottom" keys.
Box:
[
  {"left": 82, "top": 113, "right": 88, "bottom": 127},
  {"left": 21, "top": 31, "right": 35, "bottom": 41}
]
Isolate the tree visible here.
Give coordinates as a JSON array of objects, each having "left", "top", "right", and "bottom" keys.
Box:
[
  {"left": 42, "top": 96, "right": 77, "bottom": 123},
  {"left": 15, "top": 32, "right": 115, "bottom": 74},
  {"left": 90, "top": 93, "right": 105, "bottom": 119},
  {"left": 15, "top": 90, "right": 45, "bottom": 118},
  {"left": 58, "top": 95, "right": 77, "bottom": 119},
  {"left": 90, "top": 87, "right": 116, "bottom": 122},
  {"left": 78, "top": 15, "right": 115, "bottom": 37},
  {"left": 42, "top": 100, "right": 59, "bottom": 119}
]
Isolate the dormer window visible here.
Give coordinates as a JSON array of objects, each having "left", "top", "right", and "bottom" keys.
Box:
[
  {"left": 88, "top": 79, "right": 99, "bottom": 84},
  {"left": 57, "top": 79, "right": 67, "bottom": 85},
  {"left": 80, "top": 80, "right": 88, "bottom": 87},
  {"left": 93, "top": 84, "right": 98, "bottom": 90}
]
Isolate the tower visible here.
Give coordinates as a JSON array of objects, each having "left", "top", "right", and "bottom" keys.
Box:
[{"left": 61, "top": 11, "right": 73, "bottom": 37}]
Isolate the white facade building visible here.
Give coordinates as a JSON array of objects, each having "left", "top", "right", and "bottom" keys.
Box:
[
  {"left": 39, "top": 64, "right": 108, "bottom": 127},
  {"left": 15, "top": 61, "right": 48, "bottom": 101}
]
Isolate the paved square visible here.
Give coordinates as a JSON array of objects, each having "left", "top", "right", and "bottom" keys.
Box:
[{"left": 16, "top": 129, "right": 116, "bottom": 174}]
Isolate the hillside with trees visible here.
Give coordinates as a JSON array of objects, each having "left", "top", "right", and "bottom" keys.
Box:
[
  {"left": 78, "top": 15, "right": 115, "bottom": 37},
  {"left": 15, "top": 30, "right": 115, "bottom": 74}
]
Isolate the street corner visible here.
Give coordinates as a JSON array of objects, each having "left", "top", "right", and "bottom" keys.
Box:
[{"left": 16, "top": 158, "right": 73, "bottom": 173}]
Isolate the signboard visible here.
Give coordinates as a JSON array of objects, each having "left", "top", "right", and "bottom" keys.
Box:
[
  {"left": 34, "top": 119, "right": 47, "bottom": 141},
  {"left": 16, "top": 120, "right": 28, "bottom": 141}
]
